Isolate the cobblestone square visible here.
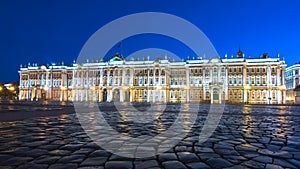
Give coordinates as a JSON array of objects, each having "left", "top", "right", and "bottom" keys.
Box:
[{"left": 0, "top": 103, "right": 300, "bottom": 169}]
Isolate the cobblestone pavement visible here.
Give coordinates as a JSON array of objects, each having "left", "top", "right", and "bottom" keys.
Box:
[{"left": 0, "top": 103, "right": 300, "bottom": 169}]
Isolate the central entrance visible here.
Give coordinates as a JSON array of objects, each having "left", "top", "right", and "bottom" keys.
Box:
[
  {"left": 112, "top": 89, "right": 120, "bottom": 102},
  {"left": 213, "top": 88, "right": 220, "bottom": 104}
]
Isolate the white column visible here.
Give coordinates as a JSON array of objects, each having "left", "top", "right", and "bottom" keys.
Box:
[
  {"left": 107, "top": 69, "right": 110, "bottom": 86},
  {"left": 277, "top": 90, "right": 282, "bottom": 104},
  {"left": 186, "top": 67, "right": 190, "bottom": 103},
  {"left": 210, "top": 89, "right": 213, "bottom": 104},
  {"left": 282, "top": 67, "right": 285, "bottom": 85},
  {"left": 243, "top": 65, "right": 247, "bottom": 86},
  {"left": 99, "top": 69, "right": 103, "bottom": 86},
  {"left": 130, "top": 69, "right": 134, "bottom": 86},
  {"left": 277, "top": 67, "right": 281, "bottom": 86},
  {"left": 244, "top": 90, "right": 247, "bottom": 103},
  {"left": 158, "top": 69, "right": 161, "bottom": 85},
  {"left": 27, "top": 74, "right": 30, "bottom": 100}
]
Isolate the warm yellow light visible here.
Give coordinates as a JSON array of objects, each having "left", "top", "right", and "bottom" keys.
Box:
[
  {"left": 0, "top": 86, "right": 2, "bottom": 91},
  {"left": 60, "top": 86, "right": 67, "bottom": 90},
  {"left": 9, "top": 86, "right": 15, "bottom": 91},
  {"left": 44, "top": 86, "right": 48, "bottom": 90},
  {"left": 244, "top": 85, "right": 250, "bottom": 90}
]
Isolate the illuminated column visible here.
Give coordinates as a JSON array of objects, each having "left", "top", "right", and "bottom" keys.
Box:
[
  {"left": 153, "top": 69, "right": 156, "bottom": 86},
  {"left": 244, "top": 90, "right": 248, "bottom": 103},
  {"left": 120, "top": 89, "right": 124, "bottom": 102},
  {"left": 130, "top": 88, "right": 133, "bottom": 102},
  {"left": 148, "top": 69, "right": 151, "bottom": 86},
  {"left": 158, "top": 69, "right": 161, "bottom": 85},
  {"left": 225, "top": 67, "right": 228, "bottom": 100},
  {"left": 277, "top": 90, "right": 282, "bottom": 104},
  {"left": 130, "top": 69, "right": 134, "bottom": 86},
  {"left": 146, "top": 89, "right": 150, "bottom": 102},
  {"left": 18, "top": 72, "right": 22, "bottom": 100},
  {"left": 243, "top": 65, "right": 247, "bottom": 86},
  {"left": 267, "top": 66, "right": 271, "bottom": 103},
  {"left": 186, "top": 67, "right": 190, "bottom": 103},
  {"left": 153, "top": 90, "right": 155, "bottom": 102},
  {"left": 99, "top": 89, "right": 102, "bottom": 102},
  {"left": 277, "top": 66, "right": 281, "bottom": 86},
  {"left": 107, "top": 69, "right": 110, "bottom": 87},
  {"left": 210, "top": 89, "right": 213, "bottom": 104},
  {"left": 122, "top": 68, "right": 125, "bottom": 86},
  {"left": 27, "top": 74, "right": 30, "bottom": 100},
  {"left": 283, "top": 90, "right": 286, "bottom": 104},
  {"left": 281, "top": 67, "right": 285, "bottom": 85}
]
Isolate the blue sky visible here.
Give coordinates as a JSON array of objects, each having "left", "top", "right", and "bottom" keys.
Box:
[{"left": 0, "top": 0, "right": 300, "bottom": 83}]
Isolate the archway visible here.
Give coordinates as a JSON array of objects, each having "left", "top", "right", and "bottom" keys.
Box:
[
  {"left": 213, "top": 88, "right": 220, "bottom": 104},
  {"left": 102, "top": 88, "right": 107, "bottom": 102},
  {"left": 112, "top": 88, "right": 120, "bottom": 102},
  {"left": 124, "top": 89, "right": 130, "bottom": 102}
]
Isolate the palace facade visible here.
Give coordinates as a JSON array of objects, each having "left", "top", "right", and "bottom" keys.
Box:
[
  {"left": 18, "top": 52, "right": 287, "bottom": 104},
  {"left": 285, "top": 62, "right": 300, "bottom": 103}
]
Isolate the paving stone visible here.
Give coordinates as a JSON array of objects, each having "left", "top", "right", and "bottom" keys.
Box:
[
  {"left": 80, "top": 157, "right": 107, "bottom": 166},
  {"left": 49, "top": 149, "right": 72, "bottom": 156},
  {"left": 206, "top": 158, "right": 233, "bottom": 169},
  {"left": 60, "top": 144, "right": 82, "bottom": 151},
  {"left": 214, "top": 143, "right": 235, "bottom": 150},
  {"left": 57, "top": 154, "right": 86, "bottom": 163},
  {"left": 0, "top": 166, "right": 14, "bottom": 169},
  {"left": 215, "top": 149, "right": 239, "bottom": 156},
  {"left": 186, "top": 162, "right": 210, "bottom": 169},
  {"left": 134, "top": 160, "right": 159, "bottom": 169},
  {"left": 265, "top": 164, "right": 284, "bottom": 169},
  {"left": 108, "top": 154, "right": 132, "bottom": 161},
  {"left": 175, "top": 146, "right": 193, "bottom": 152},
  {"left": 177, "top": 152, "right": 199, "bottom": 163},
  {"left": 0, "top": 154, "right": 14, "bottom": 162},
  {"left": 158, "top": 153, "right": 178, "bottom": 162},
  {"left": 78, "top": 167, "right": 104, "bottom": 169},
  {"left": 89, "top": 150, "right": 111, "bottom": 157},
  {"left": 273, "top": 158, "right": 298, "bottom": 169},
  {"left": 258, "top": 149, "right": 293, "bottom": 159},
  {"left": 241, "top": 160, "right": 265, "bottom": 169},
  {"left": 15, "top": 163, "right": 48, "bottom": 169},
  {"left": 252, "top": 155, "right": 273, "bottom": 164},
  {"left": 39, "top": 144, "right": 61, "bottom": 151},
  {"left": 105, "top": 161, "right": 133, "bottom": 169},
  {"left": 235, "top": 144, "right": 257, "bottom": 152},
  {"left": 162, "top": 160, "right": 187, "bottom": 169},
  {"left": 48, "top": 163, "right": 78, "bottom": 169},
  {"left": 224, "top": 165, "right": 249, "bottom": 169},
  {"left": 0, "top": 157, "right": 33, "bottom": 166},
  {"left": 223, "top": 155, "right": 247, "bottom": 164},
  {"left": 33, "top": 155, "right": 60, "bottom": 164},
  {"left": 198, "top": 153, "right": 220, "bottom": 161},
  {"left": 72, "top": 148, "right": 94, "bottom": 154},
  {"left": 194, "top": 147, "right": 214, "bottom": 153},
  {"left": 288, "top": 159, "right": 300, "bottom": 168},
  {"left": 25, "top": 149, "right": 49, "bottom": 157}
]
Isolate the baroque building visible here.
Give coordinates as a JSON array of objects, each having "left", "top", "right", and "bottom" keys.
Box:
[
  {"left": 18, "top": 52, "right": 287, "bottom": 104},
  {"left": 285, "top": 62, "right": 300, "bottom": 103}
]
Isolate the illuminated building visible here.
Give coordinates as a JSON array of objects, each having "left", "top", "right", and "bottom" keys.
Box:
[
  {"left": 18, "top": 63, "right": 73, "bottom": 101},
  {"left": 285, "top": 62, "right": 300, "bottom": 103},
  {"left": 18, "top": 51, "right": 287, "bottom": 104}
]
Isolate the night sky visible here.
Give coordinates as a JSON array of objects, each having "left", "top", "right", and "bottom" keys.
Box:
[{"left": 1, "top": 0, "right": 300, "bottom": 83}]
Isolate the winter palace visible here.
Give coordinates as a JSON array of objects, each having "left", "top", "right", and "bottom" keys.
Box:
[{"left": 18, "top": 51, "right": 288, "bottom": 104}]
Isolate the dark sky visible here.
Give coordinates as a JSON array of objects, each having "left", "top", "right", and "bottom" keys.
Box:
[{"left": 1, "top": 0, "right": 300, "bottom": 83}]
